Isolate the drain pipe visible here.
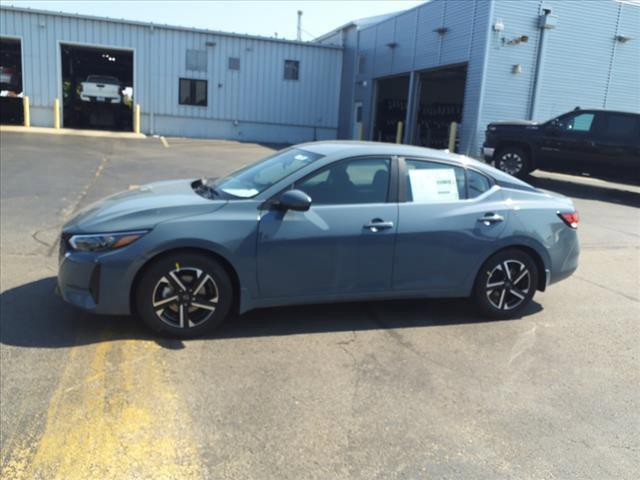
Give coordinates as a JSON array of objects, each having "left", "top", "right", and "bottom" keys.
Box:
[{"left": 529, "top": 8, "right": 557, "bottom": 120}]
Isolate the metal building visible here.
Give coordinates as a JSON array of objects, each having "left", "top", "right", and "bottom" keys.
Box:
[
  {"left": 318, "top": 0, "right": 640, "bottom": 156},
  {"left": 0, "top": 6, "right": 342, "bottom": 143}
]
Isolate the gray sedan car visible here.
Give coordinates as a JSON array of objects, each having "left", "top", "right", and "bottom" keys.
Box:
[{"left": 57, "top": 141, "right": 580, "bottom": 337}]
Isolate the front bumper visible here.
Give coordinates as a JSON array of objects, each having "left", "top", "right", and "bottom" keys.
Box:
[
  {"left": 482, "top": 146, "right": 495, "bottom": 161},
  {"left": 57, "top": 242, "right": 140, "bottom": 316}
]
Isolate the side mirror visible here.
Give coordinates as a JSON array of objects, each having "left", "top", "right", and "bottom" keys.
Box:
[
  {"left": 277, "top": 189, "right": 312, "bottom": 212},
  {"left": 545, "top": 121, "right": 561, "bottom": 135}
]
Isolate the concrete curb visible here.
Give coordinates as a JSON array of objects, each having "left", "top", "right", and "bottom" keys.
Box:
[{"left": 0, "top": 125, "right": 146, "bottom": 140}]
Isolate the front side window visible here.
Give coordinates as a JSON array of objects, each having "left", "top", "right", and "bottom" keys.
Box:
[
  {"left": 284, "top": 60, "right": 299, "bottom": 80},
  {"left": 555, "top": 112, "right": 595, "bottom": 133},
  {"left": 179, "top": 78, "right": 207, "bottom": 106},
  {"left": 405, "top": 159, "right": 466, "bottom": 203},
  {"left": 295, "top": 157, "right": 390, "bottom": 205},
  {"left": 215, "top": 148, "right": 322, "bottom": 198}
]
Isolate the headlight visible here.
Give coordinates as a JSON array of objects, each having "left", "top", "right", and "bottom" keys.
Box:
[{"left": 68, "top": 230, "right": 148, "bottom": 252}]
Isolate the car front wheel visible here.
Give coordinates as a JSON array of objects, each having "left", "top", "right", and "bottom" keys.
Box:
[
  {"left": 473, "top": 249, "right": 538, "bottom": 319},
  {"left": 495, "top": 147, "right": 531, "bottom": 178},
  {"left": 135, "top": 252, "right": 233, "bottom": 338}
]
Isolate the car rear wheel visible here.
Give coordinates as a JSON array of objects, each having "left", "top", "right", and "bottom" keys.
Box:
[
  {"left": 495, "top": 147, "right": 531, "bottom": 178},
  {"left": 135, "top": 252, "right": 232, "bottom": 338},
  {"left": 473, "top": 249, "right": 538, "bottom": 319}
]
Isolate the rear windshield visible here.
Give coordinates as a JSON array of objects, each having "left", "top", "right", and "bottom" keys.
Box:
[{"left": 86, "top": 75, "right": 120, "bottom": 85}]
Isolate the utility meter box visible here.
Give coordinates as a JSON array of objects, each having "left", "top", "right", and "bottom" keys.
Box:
[{"left": 539, "top": 14, "right": 558, "bottom": 29}]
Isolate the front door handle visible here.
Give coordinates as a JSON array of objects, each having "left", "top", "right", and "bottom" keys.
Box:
[
  {"left": 478, "top": 213, "right": 504, "bottom": 225},
  {"left": 364, "top": 219, "right": 394, "bottom": 232}
]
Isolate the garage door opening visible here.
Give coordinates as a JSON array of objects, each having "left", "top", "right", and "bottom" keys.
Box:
[
  {"left": 372, "top": 75, "right": 410, "bottom": 143},
  {"left": 0, "top": 37, "right": 24, "bottom": 125},
  {"left": 413, "top": 65, "right": 467, "bottom": 151},
  {"left": 61, "top": 44, "right": 133, "bottom": 131}
]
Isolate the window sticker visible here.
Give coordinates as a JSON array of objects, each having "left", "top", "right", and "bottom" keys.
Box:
[{"left": 408, "top": 168, "right": 460, "bottom": 202}]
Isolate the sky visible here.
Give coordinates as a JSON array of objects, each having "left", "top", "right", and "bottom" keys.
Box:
[{"left": 5, "top": 1, "right": 425, "bottom": 40}]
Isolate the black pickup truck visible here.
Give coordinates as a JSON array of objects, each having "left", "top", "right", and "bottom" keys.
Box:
[{"left": 482, "top": 108, "right": 640, "bottom": 180}]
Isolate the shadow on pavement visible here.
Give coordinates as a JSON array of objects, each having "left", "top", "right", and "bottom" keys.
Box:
[
  {"left": 527, "top": 175, "right": 640, "bottom": 208},
  {"left": 1, "top": 277, "right": 542, "bottom": 349}
]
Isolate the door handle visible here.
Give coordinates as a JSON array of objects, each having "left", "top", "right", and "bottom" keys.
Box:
[
  {"left": 477, "top": 213, "right": 504, "bottom": 225},
  {"left": 364, "top": 219, "right": 394, "bottom": 232}
]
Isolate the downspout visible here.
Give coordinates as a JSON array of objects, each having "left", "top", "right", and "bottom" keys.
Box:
[
  {"left": 148, "top": 23, "right": 155, "bottom": 135},
  {"left": 529, "top": 7, "right": 556, "bottom": 120},
  {"left": 466, "top": 0, "right": 494, "bottom": 156}
]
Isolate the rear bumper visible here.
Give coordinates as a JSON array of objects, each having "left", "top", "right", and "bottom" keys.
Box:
[{"left": 548, "top": 230, "right": 580, "bottom": 286}]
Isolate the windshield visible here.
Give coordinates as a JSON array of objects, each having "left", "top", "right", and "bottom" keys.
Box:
[{"left": 214, "top": 148, "right": 323, "bottom": 198}]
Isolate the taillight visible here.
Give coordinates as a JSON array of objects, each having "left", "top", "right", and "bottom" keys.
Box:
[{"left": 558, "top": 212, "right": 579, "bottom": 229}]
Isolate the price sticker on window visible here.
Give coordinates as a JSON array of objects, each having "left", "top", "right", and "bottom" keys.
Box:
[{"left": 408, "top": 168, "right": 460, "bottom": 202}]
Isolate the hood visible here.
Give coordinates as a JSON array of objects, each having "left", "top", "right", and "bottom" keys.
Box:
[
  {"left": 489, "top": 119, "right": 539, "bottom": 126},
  {"left": 63, "top": 179, "right": 226, "bottom": 233}
]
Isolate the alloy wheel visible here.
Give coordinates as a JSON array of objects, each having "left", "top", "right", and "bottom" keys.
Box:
[
  {"left": 498, "top": 152, "right": 523, "bottom": 176},
  {"left": 485, "top": 259, "right": 531, "bottom": 311},
  {"left": 152, "top": 266, "right": 219, "bottom": 329}
]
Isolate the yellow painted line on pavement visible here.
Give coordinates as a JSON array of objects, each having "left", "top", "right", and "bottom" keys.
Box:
[
  {"left": 3, "top": 335, "right": 203, "bottom": 480},
  {"left": 160, "top": 136, "right": 170, "bottom": 148}
]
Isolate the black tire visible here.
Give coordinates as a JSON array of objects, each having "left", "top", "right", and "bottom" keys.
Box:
[
  {"left": 495, "top": 146, "right": 531, "bottom": 178},
  {"left": 473, "top": 249, "right": 538, "bottom": 319},
  {"left": 135, "top": 252, "right": 233, "bottom": 338}
]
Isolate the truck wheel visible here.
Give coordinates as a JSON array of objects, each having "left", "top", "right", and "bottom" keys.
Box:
[
  {"left": 135, "top": 252, "right": 233, "bottom": 338},
  {"left": 495, "top": 147, "right": 531, "bottom": 178}
]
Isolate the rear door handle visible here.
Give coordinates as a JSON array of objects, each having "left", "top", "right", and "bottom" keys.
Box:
[
  {"left": 364, "top": 219, "right": 394, "bottom": 232},
  {"left": 478, "top": 213, "right": 504, "bottom": 225}
]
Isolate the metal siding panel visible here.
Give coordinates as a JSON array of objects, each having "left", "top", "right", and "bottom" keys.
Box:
[
  {"left": 606, "top": 3, "right": 640, "bottom": 111},
  {"left": 413, "top": 0, "right": 446, "bottom": 70},
  {"left": 373, "top": 19, "right": 394, "bottom": 77},
  {"left": 440, "top": 0, "right": 475, "bottom": 65},
  {"left": 392, "top": 11, "right": 418, "bottom": 73}
]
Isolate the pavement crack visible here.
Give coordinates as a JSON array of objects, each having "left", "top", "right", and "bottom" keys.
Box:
[
  {"left": 46, "top": 155, "right": 110, "bottom": 257},
  {"left": 573, "top": 275, "right": 640, "bottom": 303}
]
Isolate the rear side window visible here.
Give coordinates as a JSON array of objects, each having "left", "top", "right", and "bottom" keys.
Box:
[
  {"left": 405, "top": 159, "right": 466, "bottom": 203},
  {"left": 599, "top": 114, "right": 639, "bottom": 140},
  {"left": 467, "top": 170, "right": 492, "bottom": 198}
]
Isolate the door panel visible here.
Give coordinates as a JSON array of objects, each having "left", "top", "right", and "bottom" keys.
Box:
[
  {"left": 257, "top": 204, "right": 398, "bottom": 297},
  {"left": 591, "top": 112, "right": 640, "bottom": 170},
  {"left": 393, "top": 189, "right": 508, "bottom": 292},
  {"left": 539, "top": 112, "right": 599, "bottom": 168}
]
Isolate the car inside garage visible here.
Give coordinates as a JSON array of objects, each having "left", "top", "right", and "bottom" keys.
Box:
[
  {"left": 0, "top": 37, "right": 24, "bottom": 125},
  {"left": 60, "top": 44, "right": 133, "bottom": 131}
]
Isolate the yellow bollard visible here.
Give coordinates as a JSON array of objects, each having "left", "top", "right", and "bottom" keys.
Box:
[
  {"left": 448, "top": 121, "right": 458, "bottom": 152},
  {"left": 396, "top": 121, "right": 404, "bottom": 144},
  {"left": 23, "top": 96, "right": 30, "bottom": 128},
  {"left": 133, "top": 103, "right": 141, "bottom": 134},
  {"left": 53, "top": 98, "right": 60, "bottom": 129}
]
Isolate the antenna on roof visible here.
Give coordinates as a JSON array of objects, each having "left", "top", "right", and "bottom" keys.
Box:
[{"left": 297, "top": 10, "right": 303, "bottom": 41}]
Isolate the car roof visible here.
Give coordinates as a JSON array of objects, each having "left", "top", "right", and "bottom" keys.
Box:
[{"left": 296, "top": 140, "right": 536, "bottom": 191}]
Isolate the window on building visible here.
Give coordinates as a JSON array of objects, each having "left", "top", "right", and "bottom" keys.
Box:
[
  {"left": 186, "top": 49, "right": 207, "bottom": 72},
  {"left": 179, "top": 78, "right": 207, "bottom": 106},
  {"left": 404, "top": 159, "right": 466, "bottom": 203},
  {"left": 228, "top": 57, "right": 240, "bottom": 71},
  {"left": 294, "top": 157, "right": 391, "bottom": 205},
  {"left": 284, "top": 60, "right": 299, "bottom": 80}
]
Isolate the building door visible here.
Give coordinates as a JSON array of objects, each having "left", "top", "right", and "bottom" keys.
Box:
[{"left": 352, "top": 102, "right": 363, "bottom": 140}]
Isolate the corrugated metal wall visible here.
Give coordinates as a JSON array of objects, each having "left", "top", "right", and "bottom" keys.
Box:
[
  {"left": 477, "top": 0, "right": 640, "bottom": 155},
  {"left": 347, "top": 0, "right": 492, "bottom": 155},
  {"left": 0, "top": 7, "right": 343, "bottom": 142},
  {"left": 333, "top": 0, "right": 639, "bottom": 157}
]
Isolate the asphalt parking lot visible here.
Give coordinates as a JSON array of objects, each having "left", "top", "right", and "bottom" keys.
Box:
[{"left": 1, "top": 131, "right": 639, "bottom": 479}]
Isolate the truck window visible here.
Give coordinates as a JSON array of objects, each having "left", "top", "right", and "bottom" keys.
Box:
[{"left": 599, "top": 114, "right": 639, "bottom": 140}]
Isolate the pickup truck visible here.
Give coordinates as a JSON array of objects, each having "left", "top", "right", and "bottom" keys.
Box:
[
  {"left": 483, "top": 108, "right": 640, "bottom": 179},
  {"left": 80, "top": 75, "right": 121, "bottom": 103}
]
